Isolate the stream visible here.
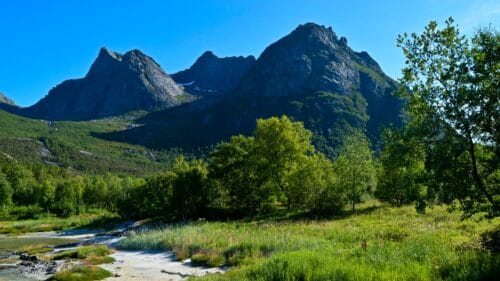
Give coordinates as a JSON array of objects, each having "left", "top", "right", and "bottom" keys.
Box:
[{"left": 0, "top": 224, "right": 225, "bottom": 280}]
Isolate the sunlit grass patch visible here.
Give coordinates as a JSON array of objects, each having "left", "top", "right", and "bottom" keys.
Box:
[
  {"left": 48, "top": 265, "right": 112, "bottom": 281},
  {"left": 119, "top": 204, "right": 500, "bottom": 280},
  {"left": 52, "top": 245, "right": 113, "bottom": 260}
]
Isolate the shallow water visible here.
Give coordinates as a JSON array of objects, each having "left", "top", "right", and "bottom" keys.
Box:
[{"left": 0, "top": 235, "right": 79, "bottom": 280}]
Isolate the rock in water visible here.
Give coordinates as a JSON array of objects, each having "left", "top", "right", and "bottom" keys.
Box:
[{"left": 23, "top": 47, "right": 190, "bottom": 120}]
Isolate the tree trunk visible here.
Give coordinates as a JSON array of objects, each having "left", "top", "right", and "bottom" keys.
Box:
[{"left": 467, "top": 136, "right": 497, "bottom": 211}]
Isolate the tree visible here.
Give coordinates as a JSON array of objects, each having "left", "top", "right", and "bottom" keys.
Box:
[
  {"left": 288, "top": 154, "right": 345, "bottom": 215},
  {"left": 0, "top": 173, "right": 13, "bottom": 209},
  {"left": 253, "top": 116, "right": 314, "bottom": 209},
  {"left": 335, "top": 131, "right": 377, "bottom": 212},
  {"left": 2, "top": 164, "right": 38, "bottom": 206},
  {"left": 209, "top": 135, "right": 268, "bottom": 215},
  {"left": 397, "top": 18, "right": 499, "bottom": 215},
  {"left": 52, "top": 177, "right": 84, "bottom": 217},
  {"left": 138, "top": 170, "right": 176, "bottom": 218},
  {"left": 171, "top": 157, "right": 209, "bottom": 219},
  {"left": 375, "top": 129, "right": 426, "bottom": 209},
  {"left": 35, "top": 177, "right": 56, "bottom": 211}
]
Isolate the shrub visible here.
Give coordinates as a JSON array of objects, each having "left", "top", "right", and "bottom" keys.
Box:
[{"left": 480, "top": 226, "right": 500, "bottom": 254}]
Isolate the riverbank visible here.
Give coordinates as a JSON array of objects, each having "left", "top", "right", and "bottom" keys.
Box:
[
  {"left": 0, "top": 222, "right": 225, "bottom": 280},
  {"left": 119, "top": 205, "right": 500, "bottom": 281}
]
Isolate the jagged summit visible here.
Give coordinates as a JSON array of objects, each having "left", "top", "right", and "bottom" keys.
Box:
[
  {"left": 22, "top": 47, "right": 189, "bottom": 121},
  {"left": 171, "top": 51, "right": 256, "bottom": 96},
  {"left": 237, "top": 22, "right": 393, "bottom": 97},
  {"left": 288, "top": 22, "right": 339, "bottom": 46},
  {"left": 198, "top": 50, "right": 217, "bottom": 60}
]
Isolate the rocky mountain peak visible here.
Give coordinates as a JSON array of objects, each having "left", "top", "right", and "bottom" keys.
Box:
[
  {"left": 198, "top": 51, "right": 217, "bottom": 61},
  {"left": 22, "top": 47, "right": 189, "bottom": 120},
  {"left": 171, "top": 51, "right": 256, "bottom": 96},
  {"left": 289, "top": 22, "right": 339, "bottom": 46},
  {"left": 0, "top": 92, "right": 16, "bottom": 106}
]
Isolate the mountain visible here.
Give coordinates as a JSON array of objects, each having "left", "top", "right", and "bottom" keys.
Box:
[
  {"left": 0, "top": 92, "right": 16, "bottom": 106},
  {"left": 0, "top": 91, "right": 16, "bottom": 106},
  {"left": 236, "top": 22, "right": 401, "bottom": 144},
  {"left": 98, "top": 23, "right": 402, "bottom": 157},
  {"left": 0, "top": 108, "right": 176, "bottom": 174},
  {"left": 21, "top": 48, "right": 192, "bottom": 121},
  {"left": 171, "top": 51, "right": 256, "bottom": 96},
  {"left": 0, "top": 91, "right": 19, "bottom": 113}
]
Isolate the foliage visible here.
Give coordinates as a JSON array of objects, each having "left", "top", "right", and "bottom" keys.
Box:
[
  {"left": 335, "top": 131, "right": 377, "bottom": 211},
  {"left": 208, "top": 115, "right": 348, "bottom": 217},
  {"left": 375, "top": 129, "right": 426, "bottom": 209},
  {"left": 0, "top": 109, "right": 179, "bottom": 175},
  {"left": 0, "top": 172, "right": 13, "bottom": 208},
  {"left": 480, "top": 225, "right": 500, "bottom": 254},
  {"left": 397, "top": 18, "right": 499, "bottom": 216}
]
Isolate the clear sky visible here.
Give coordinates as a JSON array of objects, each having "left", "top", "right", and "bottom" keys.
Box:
[{"left": 1, "top": 0, "right": 498, "bottom": 106}]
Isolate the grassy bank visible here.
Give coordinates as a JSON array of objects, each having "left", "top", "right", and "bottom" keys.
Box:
[
  {"left": 119, "top": 204, "right": 500, "bottom": 280},
  {"left": 0, "top": 211, "right": 118, "bottom": 234}
]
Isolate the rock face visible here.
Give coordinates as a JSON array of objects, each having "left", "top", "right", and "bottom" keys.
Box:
[
  {"left": 235, "top": 22, "right": 401, "bottom": 144},
  {"left": 171, "top": 51, "right": 255, "bottom": 96},
  {"left": 0, "top": 92, "right": 16, "bottom": 106},
  {"left": 100, "top": 23, "right": 402, "bottom": 156},
  {"left": 23, "top": 48, "right": 190, "bottom": 120}
]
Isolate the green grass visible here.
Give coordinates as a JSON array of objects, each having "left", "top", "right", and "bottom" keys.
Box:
[
  {"left": 0, "top": 109, "right": 177, "bottom": 175},
  {"left": 118, "top": 204, "right": 500, "bottom": 280},
  {"left": 0, "top": 237, "right": 77, "bottom": 251},
  {"left": 19, "top": 245, "right": 53, "bottom": 255},
  {"left": 52, "top": 245, "right": 113, "bottom": 260},
  {"left": 353, "top": 63, "right": 388, "bottom": 86},
  {"left": 48, "top": 265, "right": 112, "bottom": 281},
  {"left": 84, "top": 255, "right": 115, "bottom": 265},
  {"left": 0, "top": 211, "right": 117, "bottom": 234}
]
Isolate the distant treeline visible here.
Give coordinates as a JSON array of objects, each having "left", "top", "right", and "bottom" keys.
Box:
[{"left": 0, "top": 116, "right": 378, "bottom": 220}]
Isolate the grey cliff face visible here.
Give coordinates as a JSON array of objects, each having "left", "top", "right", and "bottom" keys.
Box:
[
  {"left": 171, "top": 51, "right": 256, "bottom": 96},
  {"left": 237, "top": 22, "right": 394, "bottom": 98},
  {"left": 24, "top": 47, "right": 188, "bottom": 120},
  {"left": 0, "top": 92, "right": 16, "bottom": 106}
]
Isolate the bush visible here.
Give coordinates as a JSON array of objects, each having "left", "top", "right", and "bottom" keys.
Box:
[
  {"left": 6, "top": 205, "right": 43, "bottom": 220},
  {"left": 481, "top": 226, "right": 500, "bottom": 254}
]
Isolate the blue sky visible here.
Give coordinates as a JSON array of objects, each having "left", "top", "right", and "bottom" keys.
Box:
[{"left": 1, "top": 0, "right": 498, "bottom": 106}]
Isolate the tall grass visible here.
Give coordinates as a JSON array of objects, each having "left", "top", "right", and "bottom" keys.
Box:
[{"left": 119, "top": 205, "right": 500, "bottom": 280}]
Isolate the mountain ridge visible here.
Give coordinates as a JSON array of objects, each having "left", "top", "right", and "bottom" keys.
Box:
[
  {"left": 95, "top": 23, "right": 402, "bottom": 156},
  {"left": 18, "top": 47, "right": 192, "bottom": 121},
  {"left": 171, "top": 51, "right": 256, "bottom": 96}
]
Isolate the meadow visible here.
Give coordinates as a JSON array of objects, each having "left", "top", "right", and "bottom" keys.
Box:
[{"left": 119, "top": 203, "right": 500, "bottom": 281}]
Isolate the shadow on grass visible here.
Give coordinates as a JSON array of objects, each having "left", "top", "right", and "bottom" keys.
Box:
[{"left": 240, "top": 203, "right": 384, "bottom": 223}]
